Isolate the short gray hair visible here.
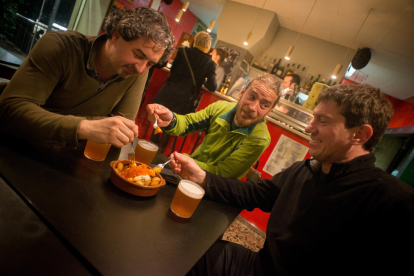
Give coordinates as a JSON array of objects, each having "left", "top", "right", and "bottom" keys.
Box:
[
  {"left": 104, "top": 6, "right": 175, "bottom": 65},
  {"left": 244, "top": 73, "right": 282, "bottom": 107},
  {"left": 194, "top": 31, "right": 212, "bottom": 51}
]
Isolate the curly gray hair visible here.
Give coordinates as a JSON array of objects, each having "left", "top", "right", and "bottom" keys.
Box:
[{"left": 104, "top": 6, "right": 175, "bottom": 65}]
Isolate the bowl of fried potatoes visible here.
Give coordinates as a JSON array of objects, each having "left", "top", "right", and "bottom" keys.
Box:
[{"left": 110, "top": 160, "right": 166, "bottom": 197}]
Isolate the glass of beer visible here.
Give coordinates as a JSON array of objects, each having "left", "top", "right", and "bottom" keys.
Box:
[
  {"left": 134, "top": 139, "right": 159, "bottom": 165},
  {"left": 170, "top": 180, "right": 205, "bottom": 218},
  {"left": 84, "top": 139, "right": 111, "bottom": 161}
]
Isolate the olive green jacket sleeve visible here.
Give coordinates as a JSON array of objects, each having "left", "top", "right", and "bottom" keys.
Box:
[
  {"left": 165, "top": 101, "right": 271, "bottom": 179},
  {"left": 0, "top": 31, "right": 146, "bottom": 147}
]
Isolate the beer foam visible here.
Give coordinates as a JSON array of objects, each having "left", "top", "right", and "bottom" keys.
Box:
[
  {"left": 179, "top": 180, "right": 205, "bottom": 199},
  {"left": 138, "top": 140, "right": 158, "bottom": 151}
]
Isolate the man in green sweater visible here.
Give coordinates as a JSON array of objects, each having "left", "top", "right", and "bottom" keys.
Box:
[
  {"left": 147, "top": 73, "right": 281, "bottom": 179},
  {"left": 0, "top": 7, "right": 174, "bottom": 148}
]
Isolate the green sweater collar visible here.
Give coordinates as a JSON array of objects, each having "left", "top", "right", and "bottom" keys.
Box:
[{"left": 219, "top": 105, "right": 263, "bottom": 135}]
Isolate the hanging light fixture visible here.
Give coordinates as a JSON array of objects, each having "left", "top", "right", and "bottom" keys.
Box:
[
  {"left": 182, "top": 1, "right": 189, "bottom": 12},
  {"left": 331, "top": 8, "right": 372, "bottom": 79},
  {"left": 284, "top": 0, "right": 317, "bottom": 60},
  {"left": 207, "top": 20, "right": 215, "bottom": 33},
  {"left": 175, "top": 9, "right": 183, "bottom": 22},
  {"left": 284, "top": 46, "right": 294, "bottom": 60},
  {"left": 244, "top": 0, "right": 267, "bottom": 46},
  {"left": 207, "top": 0, "right": 225, "bottom": 33},
  {"left": 244, "top": 31, "right": 252, "bottom": 45}
]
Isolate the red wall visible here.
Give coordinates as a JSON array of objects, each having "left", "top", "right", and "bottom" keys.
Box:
[
  {"left": 158, "top": 0, "right": 198, "bottom": 48},
  {"left": 385, "top": 95, "right": 414, "bottom": 128},
  {"left": 339, "top": 78, "right": 414, "bottom": 129}
]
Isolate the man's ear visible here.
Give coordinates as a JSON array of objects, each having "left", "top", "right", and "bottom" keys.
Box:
[
  {"left": 112, "top": 31, "right": 121, "bottom": 41},
  {"left": 239, "top": 87, "right": 246, "bottom": 97},
  {"left": 352, "top": 124, "right": 373, "bottom": 145}
]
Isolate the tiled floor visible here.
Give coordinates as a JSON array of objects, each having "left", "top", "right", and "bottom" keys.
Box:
[{"left": 221, "top": 215, "right": 266, "bottom": 252}]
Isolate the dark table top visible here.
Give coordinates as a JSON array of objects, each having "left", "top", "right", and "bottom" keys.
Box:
[
  {"left": 0, "top": 176, "right": 91, "bottom": 275},
  {"left": 0, "top": 137, "right": 240, "bottom": 275}
]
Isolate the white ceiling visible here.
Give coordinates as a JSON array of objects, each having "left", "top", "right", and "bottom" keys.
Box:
[{"left": 183, "top": 0, "right": 414, "bottom": 101}]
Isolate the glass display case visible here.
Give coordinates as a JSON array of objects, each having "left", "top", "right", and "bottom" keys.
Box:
[{"left": 269, "top": 98, "right": 314, "bottom": 135}]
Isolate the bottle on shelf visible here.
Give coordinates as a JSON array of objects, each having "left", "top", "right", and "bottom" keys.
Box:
[
  {"left": 276, "top": 65, "right": 284, "bottom": 78},
  {"left": 310, "top": 74, "right": 320, "bottom": 90},
  {"left": 252, "top": 53, "right": 262, "bottom": 69},
  {"left": 268, "top": 58, "right": 276, "bottom": 73},
  {"left": 282, "top": 63, "right": 291, "bottom": 78},
  {"left": 320, "top": 78, "right": 326, "bottom": 84},
  {"left": 270, "top": 58, "right": 281, "bottom": 75},
  {"left": 332, "top": 81, "right": 337, "bottom": 86},
  {"left": 220, "top": 76, "right": 231, "bottom": 95},
  {"left": 295, "top": 64, "right": 301, "bottom": 74},
  {"left": 299, "top": 67, "right": 306, "bottom": 85},
  {"left": 326, "top": 79, "right": 332, "bottom": 86},
  {"left": 259, "top": 54, "right": 268, "bottom": 71},
  {"left": 285, "top": 63, "right": 296, "bottom": 76},
  {"left": 262, "top": 56, "right": 272, "bottom": 72},
  {"left": 303, "top": 75, "right": 313, "bottom": 91}
]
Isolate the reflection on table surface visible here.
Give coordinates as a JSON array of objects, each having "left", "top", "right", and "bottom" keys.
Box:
[
  {"left": 0, "top": 177, "right": 91, "bottom": 275},
  {"left": 0, "top": 136, "right": 240, "bottom": 275}
]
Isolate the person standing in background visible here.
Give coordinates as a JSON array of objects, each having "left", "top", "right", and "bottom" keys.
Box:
[
  {"left": 0, "top": 7, "right": 174, "bottom": 148},
  {"left": 151, "top": 31, "right": 217, "bottom": 153},
  {"left": 210, "top": 48, "right": 229, "bottom": 89},
  {"left": 281, "top": 73, "right": 300, "bottom": 99}
]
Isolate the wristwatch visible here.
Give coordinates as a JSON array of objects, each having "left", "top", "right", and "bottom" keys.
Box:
[{"left": 167, "top": 114, "right": 176, "bottom": 128}]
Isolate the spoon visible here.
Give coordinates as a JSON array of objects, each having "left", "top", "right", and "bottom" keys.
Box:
[{"left": 153, "top": 113, "right": 159, "bottom": 129}]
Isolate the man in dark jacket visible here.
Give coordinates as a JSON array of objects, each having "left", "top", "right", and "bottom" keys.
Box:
[{"left": 170, "top": 83, "right": 414, "bottom": 276}]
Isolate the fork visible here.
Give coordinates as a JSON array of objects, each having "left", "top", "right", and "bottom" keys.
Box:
[
  {"left": 128, "top": 142, "right": 135, "bottom": 167},
  {"left": 155, "top": 158, "right": 173, "bottom": 170}
]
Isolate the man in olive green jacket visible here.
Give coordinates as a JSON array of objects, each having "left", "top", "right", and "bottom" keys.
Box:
[
  {"left": 0, "top": 7, "right": 174, "bottom": 148},
  {"left": 147, "top": 73, "right": 281, "bottom": 179}
]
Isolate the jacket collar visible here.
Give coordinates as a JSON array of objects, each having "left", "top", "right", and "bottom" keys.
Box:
[
  {"left": 305, "top": 153, "right": 376, "bottom": 177},
  {"left": 218, "top": 105, "right": 264, "bottom": 135},
  {"left": 86, "top": 33, "right": 108, "bottom": 71}
]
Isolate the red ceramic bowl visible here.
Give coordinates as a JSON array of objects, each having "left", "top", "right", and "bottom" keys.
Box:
[{"left": 110, "top": 160, "right": 166, "bottom": 197}]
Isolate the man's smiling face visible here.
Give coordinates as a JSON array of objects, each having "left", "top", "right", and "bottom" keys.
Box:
[
  {"left": 107, "top": 32, "right": 164, "bottom": 78},
  {"left": 305, "top": 100, "right": 358, "bottom": 166}
]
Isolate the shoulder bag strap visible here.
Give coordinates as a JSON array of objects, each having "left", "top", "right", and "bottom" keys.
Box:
[{"left": 182, "top": 47, "right": 198, "bottom": 95}]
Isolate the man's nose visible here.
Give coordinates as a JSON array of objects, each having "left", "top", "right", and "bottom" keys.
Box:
[
  {"left": 305, "top": 120, "right": 315, "bottom": 133},
  {"left": 249, "top": 100, "right": 259, "bottom": 111},
  {"left": 135, "top": 61, "right": 148, "bottom": 74}
]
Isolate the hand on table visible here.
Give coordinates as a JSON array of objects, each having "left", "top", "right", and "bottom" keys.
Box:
[
  {"left": 146, "top": 104, "right": 174, "bottom": 128},
  {"left": 77, "top": 116, "right": 138, "bottom": 148},
  {"left": 170, "top": 152, "right": 207, "bottom": 187}
]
